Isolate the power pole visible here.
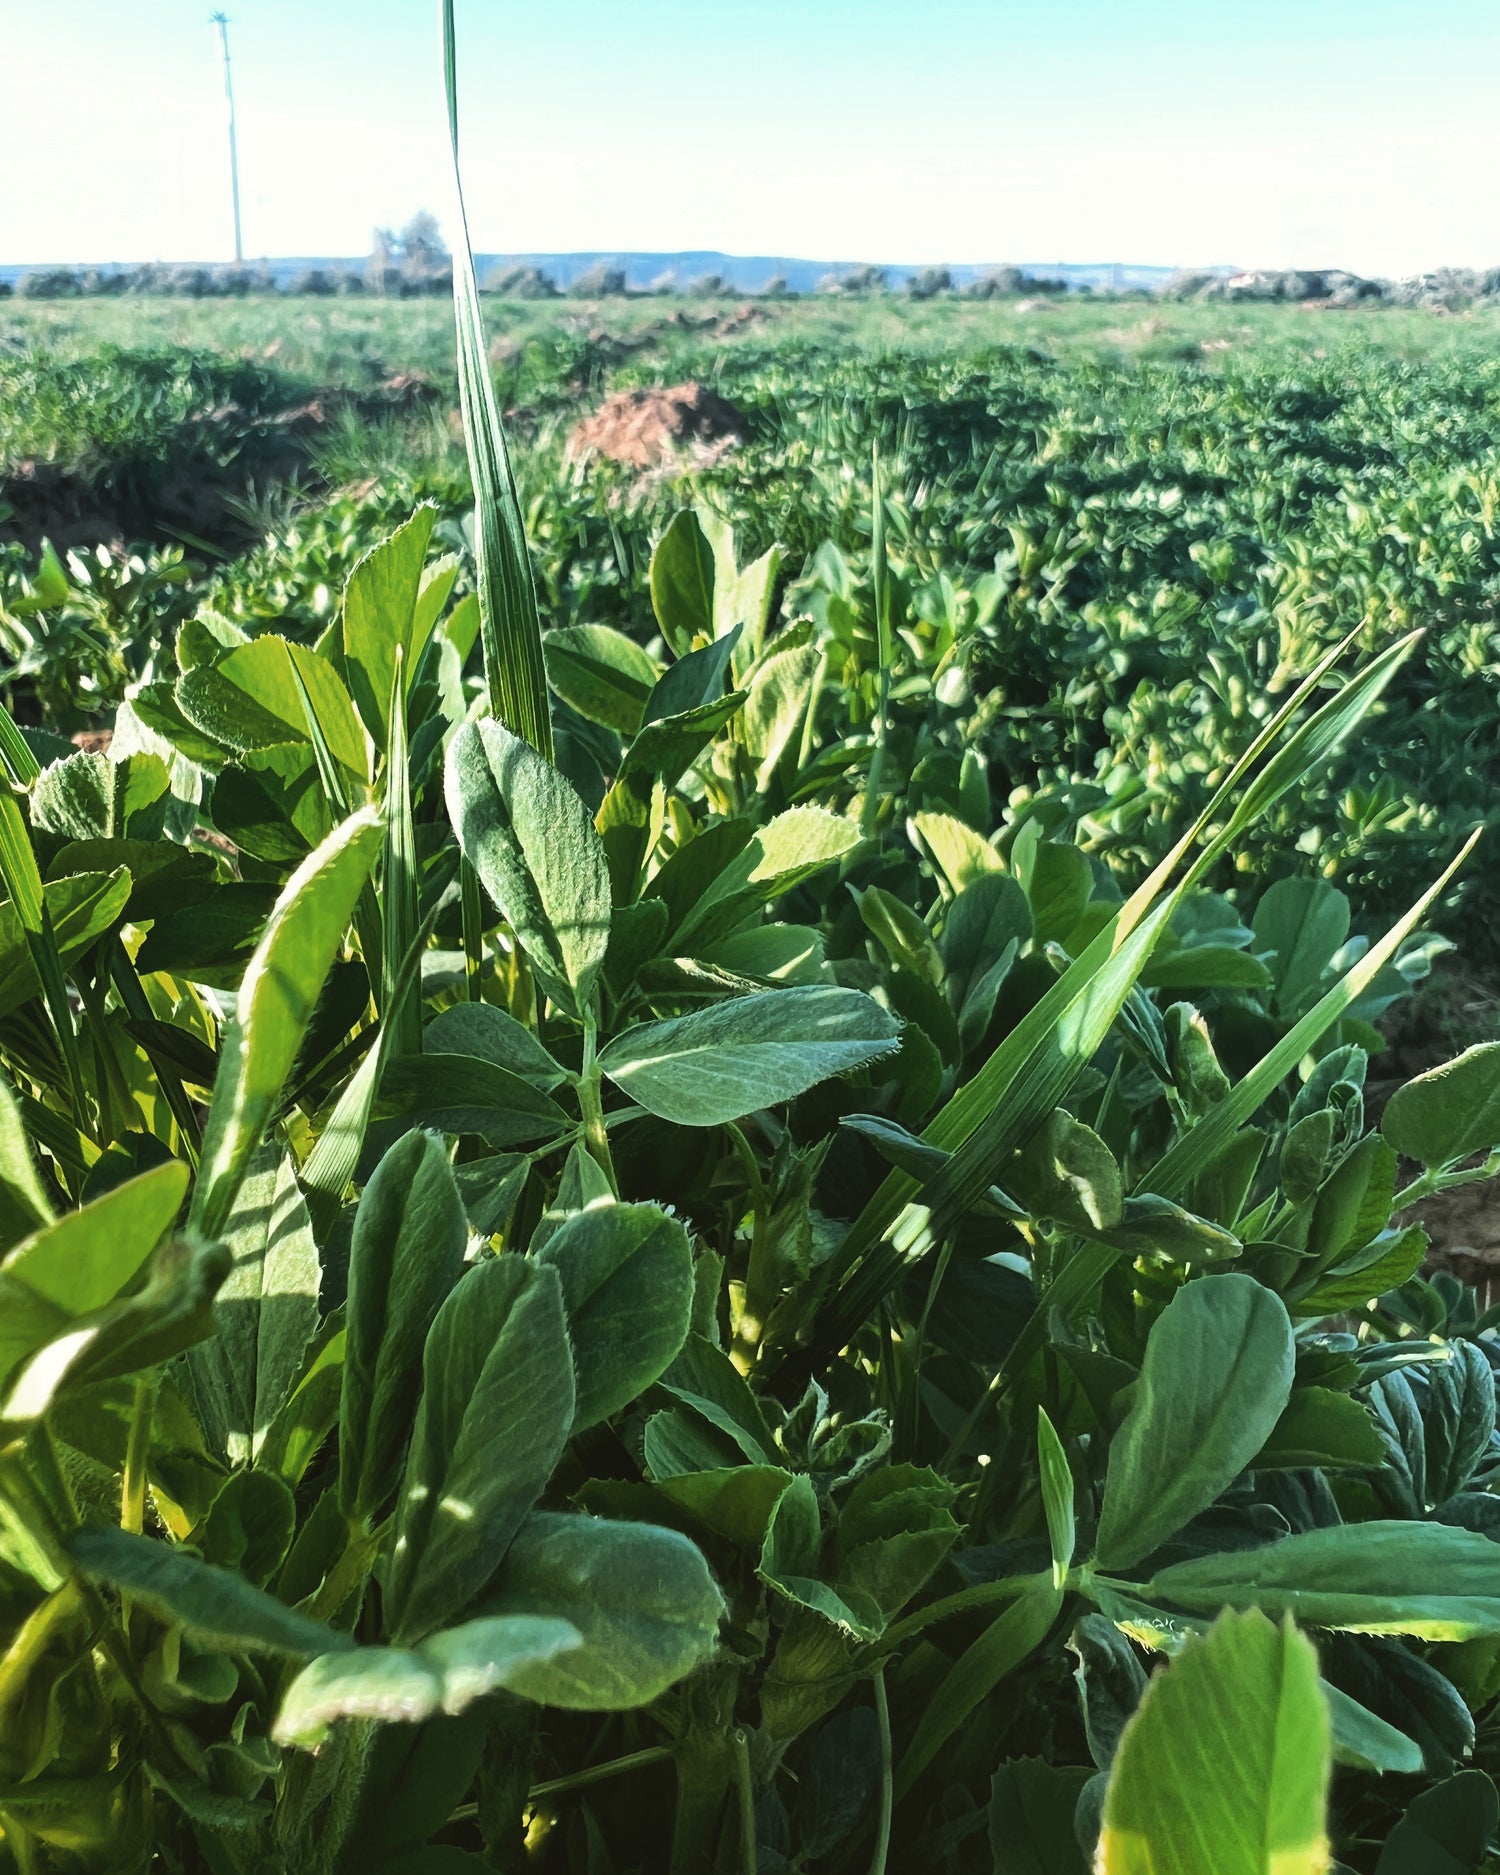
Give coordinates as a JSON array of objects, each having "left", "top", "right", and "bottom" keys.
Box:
[{"left": 211, "top": 13, "right": 243, "bottom": 263}]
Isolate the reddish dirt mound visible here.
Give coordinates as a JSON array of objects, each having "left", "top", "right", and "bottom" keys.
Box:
[
  {"left": 372, "top": 372, "right": 441, "bottom": 410},
  {"left": 713, "top": 302, "right": 770, "bottom": 337},
  {"left": 567, "top": 382, "right": 746, "bottom": 470}
]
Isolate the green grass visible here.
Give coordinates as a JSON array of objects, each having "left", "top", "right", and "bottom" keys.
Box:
[{"left": 11, "top": 287, "right": 1500, "bottom": 379}]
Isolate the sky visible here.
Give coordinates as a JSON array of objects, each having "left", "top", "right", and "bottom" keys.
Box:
[{"left": 4, "top": 0, "right": 1500, "bottom": 277}]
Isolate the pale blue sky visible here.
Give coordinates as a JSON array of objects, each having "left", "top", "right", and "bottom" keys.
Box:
[{"left": 5, "top": 1, "right": 1499, "bottom": 274}]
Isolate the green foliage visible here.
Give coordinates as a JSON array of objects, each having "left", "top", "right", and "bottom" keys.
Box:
[
  {"left": 1097, "top": 1611, "right": 1331, "bottom": 1875},
  {"left": 2, "top": 26, "right": 1500, "bottom": 1875}
]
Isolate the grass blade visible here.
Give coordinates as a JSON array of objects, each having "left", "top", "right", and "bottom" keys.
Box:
[
  {"left": 861, "top": 444, "right": 893, "bottom": 842},
  {"left": 794, "top": 632, "right": 1418, "bottom": 1365},
  {"left": 0, "top": 790, "right": 91, "bottom": 1133},
  {"left": 442, "top": 0, "right": 553, "bottom": 760},
  {"left": 1146, "top": 827, "right": 1481, "bottom": 1205},
  {"left": 382, "top": 649, "right": 422, "bottom": 1057}
]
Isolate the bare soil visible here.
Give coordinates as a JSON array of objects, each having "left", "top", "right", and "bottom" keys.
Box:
[
  {"left": 1374, "top": 958, "right": 1500, "bottom": 1289},
  {"left": 567, "top": 380, "right": 746, "bottom": 470}
]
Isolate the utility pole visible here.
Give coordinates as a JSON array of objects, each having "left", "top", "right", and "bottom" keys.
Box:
[{"left": 210, "top": 13, "right": 243, "bottom": 263}]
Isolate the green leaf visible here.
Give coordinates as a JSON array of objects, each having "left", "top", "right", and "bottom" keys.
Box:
[
  {"left": 1023, "top": 840, "right": 1093, "bottom": 948},
  {"left": 833, "top": 1464, "right": 960, "bottom": 1620},
  {"left": 1253, "top": 876, "right": 1351, "bottom": 1018},
  {"left": 533, "top": 1139, "right": 615, "bottom": 1250},
  {"left": 342, "top": 505, "right": 438, "bottom": 748},
  {"left": 650, "top": 510, "right": 717, "bottom": 655},
  {"left": 621, "top": 691, "right": 747, "bottom": 792},
  {"left": 0, "top": 868, "right": 133, "bottom": 1022},
  {"left": 1374, "top": 1770, "right": 1498, "bottom": 1875},
  {"left": 599, "top": 985, "right": 899, "bottom": 1126},
  {"left": 190, "top": 809, "right": 382, "bottom": 1242},
  {"left": 671, "top": 806, "right": 862, "bottom": 951},
  {"left": 1009, "top": 1110, "right": 1123, "bottom": 1233},
  {"left": 1146, "top": 837, "right": 1476, "bottom": 1209},
  {"left": 444, "top": 717, "right": 611, "bottom": 1014},
  {"left": 756, "top": 1472, "right": 883, "bottom": 1638},
  {"left": 375, "top": 1053, "right": 569, "bottom": 1145},
  {"left": 543, "top": 624, "right": 658, "bottom": 736},
  {"left": 68, "top": 1524, "right": 350, "bottom": 1660},
  {"left": 1254, "top": 1388, "right": 1385, "bottom": 1470},
  {"left": 1141, "top": 947, "right": 1272, "bottom": 993},
  {"left": 1148, "top": 1523, "right": 1500, "bottom": 1639},
  {"left": 988, "top": 1759, "right": 1093, "bottom": 1874},
  {"left": 1037, "top": 1409, "right": 1075, "bottom": 1587},
  {"left": 0, "top": 1069, "right": 54, "bottom": 1252},
  {"left": 1381, "top": 1043, "right": 1500, "bottom": 1169},
  {"left": 187, "top": 1149, "right": 319, "bottom": 1467},
  {"left": 643, "top": 624, "right": 738, "bottom": 725},
  {"left": 655, "top": 1466, "right": 796, "bottom": 1550},
  {"left": 1098, "top": 1610, "right": 1330, "bottom": 1875},
  {"left": 534, "top": 1202, "right": 694, "bottom": 1430},
  {"left": 1423, "top": 1340, "right": 1496, "bottom": 1504},
  {"left": 1094, "top": 1275, "right": 1294, "bottom": 1572},
  {"left": 814, "top": 634, "right": 1425, "bottom": 1366},
  {"left": 896, "top": 1578, "right": 1063, "bottom": 1794},
  {"left": 1295, "top": 1226, "right": 1427, "bottom": 1318},
  {"left": 257, "top": 1326, "right": 346, "bottom": 1490},
  {"left": 910, "top": 809, "right": 1005, "bottom": 893},
  {"left": 32, "top": 751, "right": 169, "bottom": 842},
  {"left": 482, "top": 1511, "right": 725, "bottom": 1709},
  {"left": 742, "top": 638, "right": 819, "bottom": 787},
  {"left": 197, "top": 1469, "right": 297, "bottom": 1586},
  {"left": 341, "top": 1131, "right": 468, "bottom": 1526},
  {"left": 177, "top": 636, "right": 368, "bottom": 782},
  {"left": 273, "top": 1614, "right": 580, "bottom": 1749},
  {"left": 387, "top": 1257, "right": 574, "bottom": 1642},
  {"left": 422, "top": 1003, "right": 565, "bottom": 1090},
  {"left": 0, "top": 1160, "right": 188, "bottom": 1397},
  {"left": 1323, "top": 1682, "right": 1423, "bottom": 1775}
]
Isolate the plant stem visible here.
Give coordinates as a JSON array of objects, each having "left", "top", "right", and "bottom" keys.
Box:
[
  {"left": 578, "top": 1013, "right": 618, "bottom": 1194},
  {"left": 861, "top": 442, "right": 893, "bottom": 844},
  {"left": 448, "top": 1744, "right": 676, "bottom": 1825},
  {"left": 109, "top": 939, "right": 201, "bottom": 1161},
  {"left": 876, "top": 1570, "right": 1048, "bottom": 1651},
  {"left": 868, "top": 1668, "right": 893, "bottom": 1875},
  {"left": 309, "top": 1527, "right": 382, "bottom": 1626},
  {"left": 732, "top": 1729, "right": 756, "bottom": 1875},
  {"left": 531, "top": 1744, "right": 675, "bottom": 1802},
  {"left": 461, "top": 856, "right": 485, "bottom": 1003},
  {"left": 727, "top": 1122, "right": 771, "bottom": 1371},
  {"left": 0, "top": 1583, "right": 82, "bottom": 1714},
  {"left": 121, "top": 1376, "right": 152, "bottom": 1534},
  {"left": 2, "top": 1815, "right": 39, "bottom": 1875}
]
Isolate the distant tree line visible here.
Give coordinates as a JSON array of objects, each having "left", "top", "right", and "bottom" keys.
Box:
[{"left": 12, "top": 219, "right": 1500, "bottom": 310}]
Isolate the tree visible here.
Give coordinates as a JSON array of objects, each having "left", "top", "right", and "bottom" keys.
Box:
[
  {"left": 569, "top": 261, "right": 627, "bottom": 298},
  {"left": 368, "top": 213, "right": 451, "bottom": 296},
  {"left": 905, "top": 267, "right": 953, "bottom": 300}
]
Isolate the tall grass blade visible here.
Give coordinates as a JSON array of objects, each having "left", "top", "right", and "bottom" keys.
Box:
[
  {"left": 796, "top": 632, "right": 1417, "bottom": 1363},
  {"left": 862, "top": 444, "right": 893, "bottom": 841},
  {"left": 442, "top": 0, "right": 554, "bottom": 760},
  {"left": 0, "top": 705, "right": 40, "bottom": 787},
  {"left": 1146, "top": 827, "right": 1480, "bottom": 1204},
  {"left": 0, "top": 790, "right": 90, "bottom": 1133},
  {"left": 381, "top": 650, "right": 422, "bottom": 1057}
]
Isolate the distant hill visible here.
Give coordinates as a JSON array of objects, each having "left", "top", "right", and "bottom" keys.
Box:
[{"left": 0, "top": 251, "right": 1181, "bottom": 293}]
